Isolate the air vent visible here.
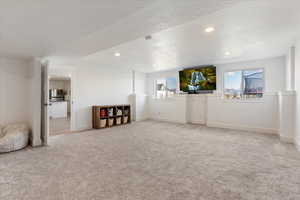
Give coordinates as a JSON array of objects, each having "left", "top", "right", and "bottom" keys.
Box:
[{"left": 145, "top": 35, "right": 152, "bottom": 40}]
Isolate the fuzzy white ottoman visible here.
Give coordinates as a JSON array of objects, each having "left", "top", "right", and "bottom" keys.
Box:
[{"left": 0, "top": 123, "right": 29, "bottom": 153}]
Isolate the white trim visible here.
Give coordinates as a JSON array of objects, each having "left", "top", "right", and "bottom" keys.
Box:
[
  {"left": 74, "top": 127, "right": 93, "bottom": 132},
  {"left": 188, "top": 120, "right": 206, "bottom": 125},
  {"left": 221, "top": 99, "right": 265, "bottom": 103},
  {"left": 280, "top": 136, "right": 294, "bottom": 144},
  {"left": 132, "top": 70, "right": 136, "bottom": 93},
  {"left": 206, "top": 91, "right": 278, "bottom": 103},
  {"left": 69, "top": 76, "right": 76, "bottom": 132},
  {"left": 149, "top": 118, "right": 278, "bottom": 135},
  {"left": 41, "top": 61, "right": 50, "bottom": 145},
  {"left": 151, "top": 91, "right": 280, "bottom": 100},
  {"left": 149, "top": 118, "right": 187, "bottom": 124},
  {"left": 278, "top": 90, "right": 296, "bottom": 96},
  {"left": 48, "top": 65, "right": 76, "bottom": 133},
  {"left": 296, "top": 143, "right": 300, "bottom": 152},
  {"left": 135, "top": 117, "right": 149, "bottom": 122},
  {"left": 30, "top": 59, "right": 42, "bottom": 147},
  {"left": 206, "top": 121, "right": 278, "bottom": 135}
]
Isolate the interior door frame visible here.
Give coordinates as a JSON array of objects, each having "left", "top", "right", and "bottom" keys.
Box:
[
  {"left": 41, "top": 61, "right": 50, "bottom": 145},
  {"left": 69, "top": 76, "right": 75, "bottom": 132},
  {"left": 48, "top": 67, "right": 76, "bottom": 134}
]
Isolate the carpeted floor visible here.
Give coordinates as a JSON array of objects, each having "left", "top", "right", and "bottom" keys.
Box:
[
  {"left": 1, "top": 120, "right": 300, "bottom": 200},
  {"left": 50, "top": 117, "right": 71, "bottom": 136}
]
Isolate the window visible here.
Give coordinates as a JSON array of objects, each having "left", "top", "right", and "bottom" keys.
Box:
[
  {"left": 155, "top": 77, "right": 177, "bottom": 98},
  {"left": 224, "top": 69, "right": 264, "bottom": 99},
  {"left": 166, "top": 77, "right": 177, "bottom": 96},
  {"left": 156, "top": 79, "right": 167, "bottom": 98}
]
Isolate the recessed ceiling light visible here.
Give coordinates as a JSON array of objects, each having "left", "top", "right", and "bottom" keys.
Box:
[
  {"left": 205, "top": 27, "right": 215, "bottom": 33},
  {"left": 225, "top": 51, "right": 231, "bottom": 56},
  {"left": 114, "top": 52, "right": 121, "bottom": 57}
]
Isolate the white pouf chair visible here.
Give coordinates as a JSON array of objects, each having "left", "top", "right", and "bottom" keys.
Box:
[{"left": 0, "top": 123, "right": 29, "bottom": 153}]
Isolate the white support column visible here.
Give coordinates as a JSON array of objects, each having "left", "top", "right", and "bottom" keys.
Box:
[
  {"left": 278, "top": 91, "right": 296, "bottom": 143},
  {"left": 130, "top": 70, "right": 149, "bottom": 122},
  {"left": 132, "top": 70, "right": 136, "bottom": 94},
  {"left": 286, "top": 46, "right": 296, "bottom": 91},
  {"left": 294, "top": 40, "right": 300, "bottom": 149},
  {"left": 29, "top": 58, "right": 42, "bottom": 147},
  {"left": 278, "top": 46, "right": 297, "bottom": 144},
  {"left": 130, "top": 70, "right": 137, "bottom": 121}
]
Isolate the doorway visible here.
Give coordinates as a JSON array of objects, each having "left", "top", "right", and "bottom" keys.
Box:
[{"left": 49, "top": 77, "right": 72, "bottom": 136}]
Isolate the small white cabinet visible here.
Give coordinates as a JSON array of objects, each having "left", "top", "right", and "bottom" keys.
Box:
[{"left": 49, "top": 101, "right": 68, "bottom": 119}]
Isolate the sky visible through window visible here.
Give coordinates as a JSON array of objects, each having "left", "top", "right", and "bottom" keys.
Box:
[
  {"left": 166, "top": 77, "right": 177, "bottom": 90},
  {"left": 224, "top": 69, "right": 264, "bottom": 99},
  {"left": 224, "top": 71, "right": 242, "bottom": 90}
]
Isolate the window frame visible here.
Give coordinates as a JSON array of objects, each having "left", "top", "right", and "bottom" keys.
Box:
[
  {"left": 154, "top": 79, "right": 167, "bottom": 99},
  {"left": 223, "top": 67, "right": 265, "bottom": 101}
]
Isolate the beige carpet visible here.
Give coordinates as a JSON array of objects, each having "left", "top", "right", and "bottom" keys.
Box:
[
  {"left": 50, "top": 117, "right": 71, "bottom": 136},
  {"left": 1, "top": 120, "right": 300, "bottom": 200}
]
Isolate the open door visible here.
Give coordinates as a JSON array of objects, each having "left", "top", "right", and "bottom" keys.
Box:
[{"left": 41, "top": 61, "right": 50, "bottom": 145}]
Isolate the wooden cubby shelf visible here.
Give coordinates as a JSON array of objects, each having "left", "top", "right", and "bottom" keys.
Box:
[{"left": 92, "top": 105, "right": 131, "bottom": 129}]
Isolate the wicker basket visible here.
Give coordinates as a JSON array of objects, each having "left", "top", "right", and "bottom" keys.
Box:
[
  {"left": 116, "top": 117, "right": 122, "bottom": 125},
  {"left": 100, "top": 119, "right": 107, "bottom": 128},
  {"left": 123, "top": 116, "right": 128, "bottom": 124},
  {"left": 108, "top": 118, "right": 114, "bottom": 127}
]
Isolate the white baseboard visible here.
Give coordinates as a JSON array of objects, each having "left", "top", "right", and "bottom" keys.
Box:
[
  {"left": 206, "top": 121, "right": 278, "bottom": 135},
  {"left": 149, "top": 117, "right": 187, "bottom": 124},
  {"left": 280, "top": 136, "right": 294, "bottom": 144},
  {"left": 295, "top": 141, "right": 300, "bottom": 152},
  {"left": 30, "top": 135, "right": 42, "bottom": 147},
  {"left": 149, "top": 118, "right": 278, "bottom": 135},
  {"left": 75, "top": 126, "right": 92, "bottom": 132},
  {"left": 136, "top": 117, "right": 150, "bottom": 122},
  {"left": 187, "top": 120, "right": 206, "bottom": 125}
]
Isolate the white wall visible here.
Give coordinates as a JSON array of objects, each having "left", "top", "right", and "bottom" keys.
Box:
[
  {"left": 74, "top": 65, "right": 133, "bottom": 130},
  {"left": 147, "top": 56, "right": 286, "bottom": 134},
  {"left": 28, "top": 59, "right": 42, "bottom": 147},
  {"left": 186, "top": 95, "right": 206, "bottom": 124},
  {"left": 286, "top": 47, "right": 296, "bottom": 91},
  {"left": 216, "top": 56, "right": 286, "bottom": 93},
  {"left": 47, "top": 56, "right": 285, "bottom": 134},
  {"left": 49, "top": 65, "right": 149, "bottom": 130},
  {"left": 278, "top": 91, "right": 295, "bottom": 143},
  {"left": 294, "top": 40, "right": 300, "bottom": 147},
  {"left": 134, "top": 71, "right": 147, "bottom": 95},
  {"left": 0, "top": 58, "right": 31, "bottom": 126},
  {"left": 207, "top": 57, "right": 284, "bottom": 134},
  {"left": 206, "top": 94, "right": 279, "bottom": 134},
  {"left": 147, "top": 56, "right": 285, "bottom": 95},
  {"left": 133, "top": 71, "right": 148, "bottom": 121},
  {"left": 149, "top": 96, "right": 187, "bottom": 123}
]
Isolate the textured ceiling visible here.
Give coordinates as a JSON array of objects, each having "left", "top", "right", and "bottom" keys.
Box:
[
  {"left": 0, "top": 0, "right": 154, "bottom": 58},
  {"left": 0, "top": 0, "right": 244, "bottom": 59},
  {"left": 52, "top": 0, "right": 246, "bottom": 57},
  {"left": 1, "top": 0, "right": 299, "bottom": 72},
  {"left": 79, "top": 0, "right": 300, "bottom": 72}
]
